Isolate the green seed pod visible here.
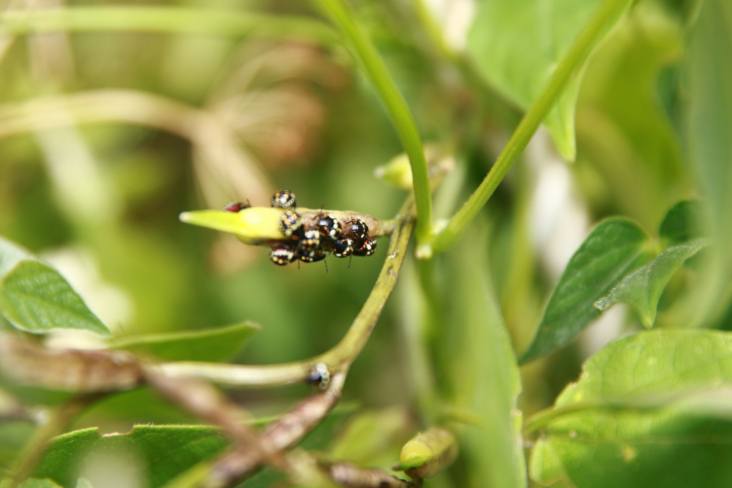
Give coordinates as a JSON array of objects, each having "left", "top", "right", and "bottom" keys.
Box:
[
  {"left": 374, "top": 152, "right": 413, "bottom": 190},
  {"left": 180, "top": 207, "right": 287, "bottom": 245},
  {"left": 397, "top": 427, "right": 458, "bottom": 480},
  {"left": 180, "top": 207, "right": 391, "bottom": 245}
]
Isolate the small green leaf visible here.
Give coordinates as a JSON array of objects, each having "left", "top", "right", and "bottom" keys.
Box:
[
  {"left": 0, "top": 261, "right": 110, "bottom": 337},
  {"left": 110, "top": 322, "right": 259, "bottom": 362},
  {"left": 33, "top": 425, "right": 228, "bottom": 488},
  {"left": 519, "top": 218, "right": 652, "bottom": 364},
  {"left": 467, "top": 0, "right": 631, "bottom": 159},
  {"left": 528, "top": 330, "right": 732, "bottom": 488},
  {"left": 595, "top": 238, "right": 709, "bottom": 327},
  {"left": 659, "top": 199, "right": 706, "bottom": 246},
  {"left": 0, "top": 236, "right": 33, "bottom": 279}
]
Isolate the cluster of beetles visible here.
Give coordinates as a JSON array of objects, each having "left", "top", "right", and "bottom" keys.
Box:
[{"left": 224, "top": 190, "right": 377, "bottom": 267}]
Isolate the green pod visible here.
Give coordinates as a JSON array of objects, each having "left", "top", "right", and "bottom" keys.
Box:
[
  {"left": 374, "top": 152, "right": 414, "bottom": 190},
  {"left": 397, "top": 427, "right": 458, "bottom": 479},
  {"left": 180, "top": 207, "right": 286, "bottom": 244}
]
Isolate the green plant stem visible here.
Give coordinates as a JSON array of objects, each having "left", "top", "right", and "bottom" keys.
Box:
[
  {"left": 312, "top": 0, "right": 433, "bottom": 245},
  {"left": 159, "top": 201, "right": 416, "bottom": 388},
  {"left": 428, "top": 0, "right": 630, "bottom": 254},
  {"left": 0, "top": 6, "right": 337, "bottom": 46}
]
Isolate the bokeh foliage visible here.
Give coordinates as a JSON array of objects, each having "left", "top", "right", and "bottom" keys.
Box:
[{"left": 0, "top": 0, "right": 731, "bottom": 486}]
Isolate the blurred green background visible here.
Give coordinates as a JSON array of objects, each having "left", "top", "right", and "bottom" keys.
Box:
[{"left": 0, "top": 0, "right": 726, "bottom": 484}]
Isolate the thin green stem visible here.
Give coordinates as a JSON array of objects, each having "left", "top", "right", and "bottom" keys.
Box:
[
  {"left": 312, "top": 0, "right": 433, "bottom": 245},
  {"left": 428, "top": 0, "right": 630, "bottom": 254},
  {"left": 159, "top": 201, "right": 416, "bottom": 388},
  {"left": 0, "top": 6, "right": 337, "bottom": 46}
]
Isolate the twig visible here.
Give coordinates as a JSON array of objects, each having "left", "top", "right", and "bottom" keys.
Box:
[
  {"left": 0, "top": 336, "right": 144, "bottom": 392},
  {"left": 323, "top": 460, "right": 417, "bottom": 488},
  {"left": 203, "top": 372, "right": 346, "bottom": 488},
  {"left": 160, "top": 201, "right": 415, "bottom": 388},
  {"left": 143, "top": 371, "right": 287, "bottom": 472}
]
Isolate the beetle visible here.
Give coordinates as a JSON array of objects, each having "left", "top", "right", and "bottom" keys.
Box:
[
  {"left": 345, "top": 219, "right": 368, "bottom": 242},
  {"left": 279, "top": 210, "right": 304, "bottom": 239},
  {"left": 307, "top": 362, "right": 331, "bottom": 391},
  {"left": 298, "top": 249, "right": 326, "bottom": 263},
  {"left": 353, "top": 238, "right": 377, "bottom": 257},
  {"left": 332, "top": 238, "right": 354, "bottom": 258},
  {"left": 271, "top": 190, "right": 297, "bottom": 209},
  {"left": 223, "top": 201, "right": 251, "bottom": 212},
  {"left": 299, "top": 228, "right": 321, "bottom": 253},
  {"left": 316, "top": 214, "right": 343, "bottom": 240},
  {"left": 269, "top": 246, "right": 296, "bottom": 266}
]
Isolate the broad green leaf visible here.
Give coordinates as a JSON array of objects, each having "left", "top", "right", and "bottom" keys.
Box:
[
  {"left": 467, "top": 0, "right": 631, "bottom": 159},
  {"left": 529, "top": 330, "right": 732, "bottom": 488},
  {"left": 110, "top": 322, "right": 259, "bottom": 362},
  {"left": 0, "top": 236, "right": 33, "bottom": 279},
  {"left": 519, "top": 218, "right": 652, "bottom": 364},
  {"left": 594, "top": 238, "right": 709, "bottom": 327},
  {"left": 658, "top": 200, "right": 705, "bottom": 246},
  {"left": 685, "top": 0, "right": 732, "bottom": 325},
  {"left": 555, "top": 330, "right": 732, "bottom": 406},
  {"left": 33, "top": 425, "right": 228, "bottom": 488},
  {"left": 0, "top": 261, "right": 110, "bottom": 337},
  {"left": 531, "top": 403, "right": 732, "bottom": 488},
  {"left": 445, "top": 227, "right": 526, "bottom": 488}
]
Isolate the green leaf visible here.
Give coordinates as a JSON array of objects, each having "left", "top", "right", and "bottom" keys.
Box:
[
  {"left": 444, "top": 226, "right": 526, "bottom": 488},
  {"left": 0, "top": 236, "right": 33, "bottom": 279},
  {"left": 594, "top": 238, "right": 709, "bottom": 327},
  {"left": 685, "top": 0, "right": 732, "bottom": 324},
  {"left": 110, "top": 322, "right": 259, "bottom": 362},
  {"left": 0, "top": 261, "right": 111, "bottom": 337},
  {"left": 659, "top": 200, "right": 706, "bottom": 246},
  {"left": 1, "top": 479, "right": 64, "bottom": 488},
  {"left": 528, "top": 330, "right": 732, "bottom": 488},
  {"left": 467, "top": 0, "right": 631, "bottom": 159},
  {"left": 33, "top": 425, "right": 228, "bottom": 488},
  {"left": 519, "top": 218, "right": 652, "bottom": 364}
]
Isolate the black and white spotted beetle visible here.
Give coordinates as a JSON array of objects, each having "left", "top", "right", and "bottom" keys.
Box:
[
  {"left": 271, "top": 190, "right": 297, "bottom": 209},
  {"left": 223, "top": 201, "right": 250, "bottom": 212},
  {"left": 270, "top": 246, "right": 296, "bottom": 266},
  {"left": 332, "top": 238, "right": 354, "bottom": 258},
  {"left": 345, "top": 219, "right": 368, "bottom": 242},
  {"left": 299, "top": 228, "right": 321, "bottom": 253},
  {"left": 316, "top": 214, "right": 343, "bottom": 240},
  {"left": 308, "top": 362, "right": 331, "bottom": 390},
  {"left": 353, "top": 238, "right": 377, "bottom": 257},
  {"left": 279, "top": 210, "right": 304, "bottom": 238},
  {"left": 299, "top": 249, "right": 326, "bottom": 263}
]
